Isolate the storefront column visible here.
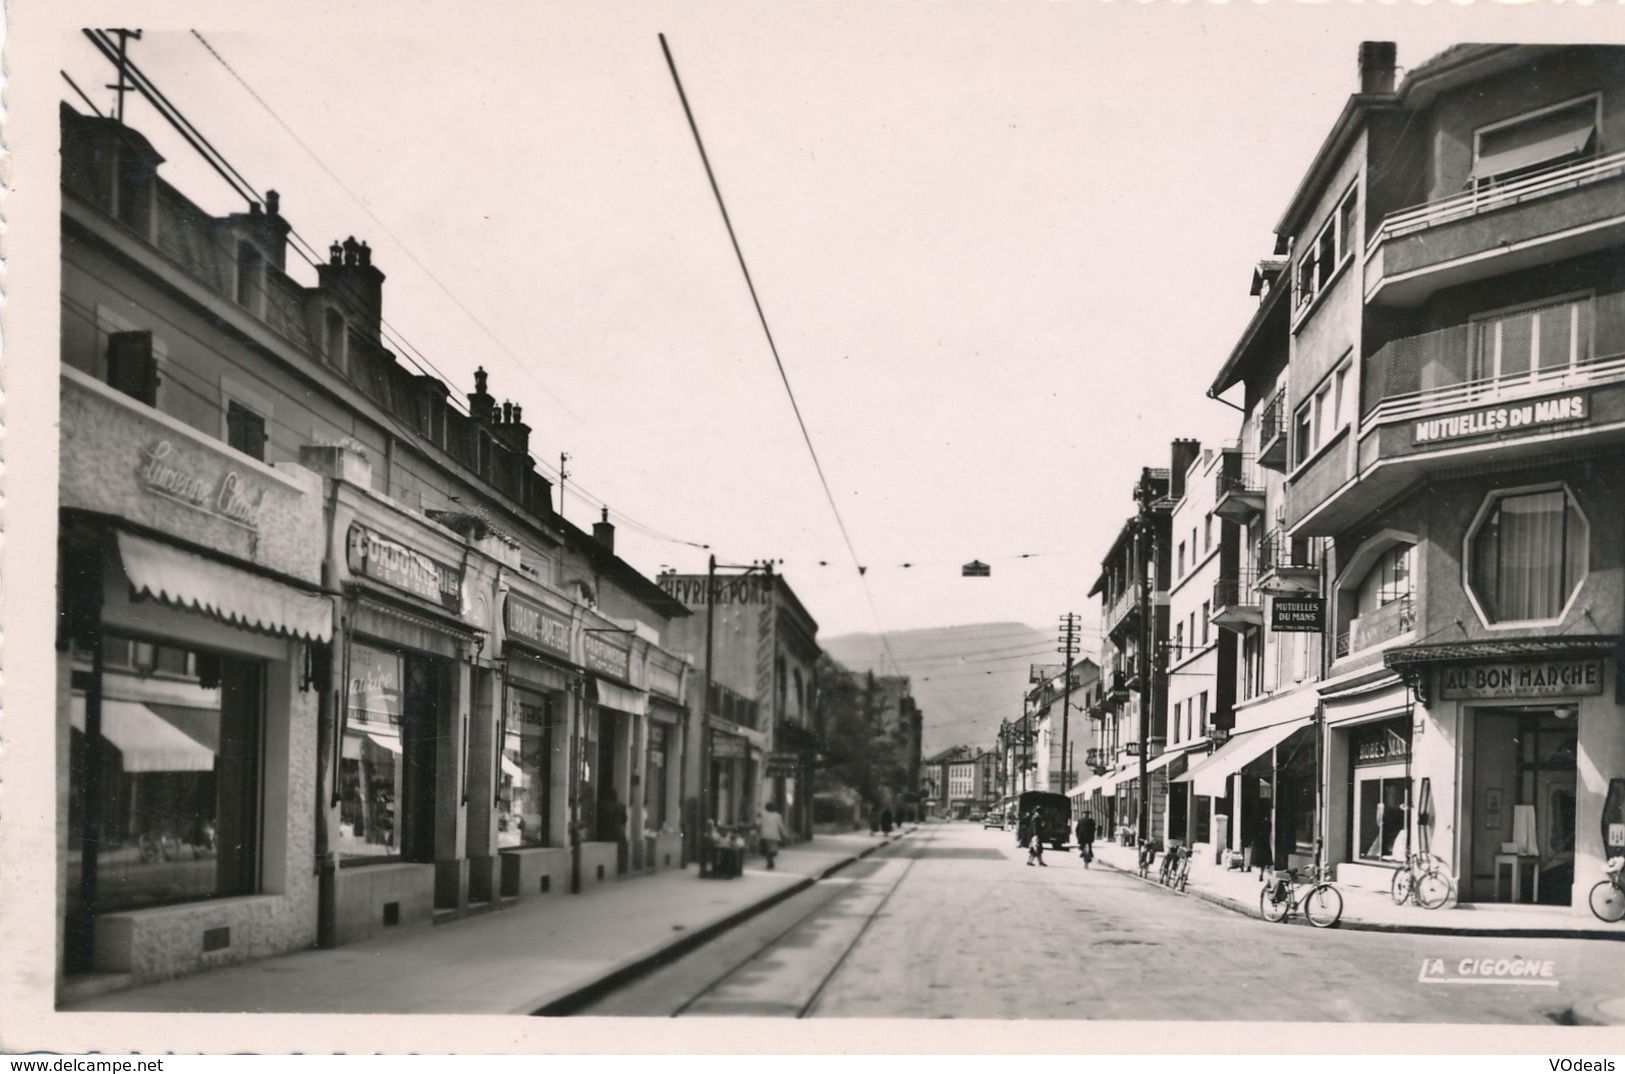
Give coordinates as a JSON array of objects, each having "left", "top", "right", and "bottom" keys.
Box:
[
  {"left": 466, "top": 667, "right": 499, "bottom": 904},
  {"left": 629, "top": 713, "right": 648, "bottom": 872},
  {"left": 433, "top": 657, "right": 472, "bottom": 911}
]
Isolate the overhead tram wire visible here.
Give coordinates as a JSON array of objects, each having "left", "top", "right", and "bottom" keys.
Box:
[
  {"left": 82, "top": 36, "right": 709, "bottom": 561},
  {"left": 659, "top": 33, "right": 901, "bottom": 676},
  {"left": 188, "top": 30, "right": 586, "bottom": 429}
]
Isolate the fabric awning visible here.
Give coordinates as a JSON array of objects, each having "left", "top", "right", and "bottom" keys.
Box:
[
  {"left": 118, "top": 530, "right": 333, "bottom": 642},
  {"left": 1469, "top": 117, "right": 1595, "bottom": 183},
  {"left": 1178, "top": 719, "right": 1310, "bottom": 798},
  {"left": 72, "top": 695, "right": 216, "bottom": 773},
  {"left": 1144, "top": 747, "right": 1192, "bottom": 775},
  {"left": 593, "top": 678, "right": 648, "bottom": 716}
]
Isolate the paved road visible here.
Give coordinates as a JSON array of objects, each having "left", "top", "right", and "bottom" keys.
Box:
[{"left": 579, "top": 822, "right": 1620, "bottom": 1022}]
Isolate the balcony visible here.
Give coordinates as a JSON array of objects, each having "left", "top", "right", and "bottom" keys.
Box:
[
  {"left": 1105, "top": 583, "right": 1142, "bottom": 639},
  {"left": 1334, "top": 595, "right": 1414, "bottom": 661},
  {"left": 1212, "top": 572, "right": 1262, "bottom": 633},
  {"left": 1105, "top": 661, "right": 1131, "bottom": 704},
  {"left": 1288, "top": 290, "right": 1625, "bottom": 535},
  {"left": 1366, "top": 149, "right": 1625, "bottom": 307},
  {"left": 1258, "top": 390, "right": 1288, "bottom": 471},
  {"left": 1255, "top": 528, "right": 1321, "bottom": 596},
  {"left": 1213, "top": 451, "right": 1265, "bottom": 523}
]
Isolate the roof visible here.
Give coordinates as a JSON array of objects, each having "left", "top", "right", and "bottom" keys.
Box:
[
  {"left": 564, "top": 519, "right": 692, "bottom": 620},
  {"left": 1384, "top": 635, "right": 1615, "bottom": 667},
  {"left": 1208, "top": 255, "right": 1292, "bottom": 397}
]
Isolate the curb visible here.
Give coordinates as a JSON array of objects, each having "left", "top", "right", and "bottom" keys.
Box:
[
  {"left": 527, "top": 832, "right": 907, "bottom": 1016},
  {"left": 1097, "top": 855, "right": 1625, "bottom": 939}
]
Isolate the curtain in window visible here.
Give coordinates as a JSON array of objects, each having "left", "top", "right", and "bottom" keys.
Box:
[{"left": 1474, "top": 490, "right": 1570, "bottom": 621}]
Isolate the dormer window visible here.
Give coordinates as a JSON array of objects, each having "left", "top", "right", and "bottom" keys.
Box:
[
  {"left": 235, "top": 241, "right": 264, "bottom": 311},
  {"left": 1470, "top": 96, "right": 1599, "bottom": 190},
  {"left": 324, "top": 308, "right": 348, "bottom": 370}
]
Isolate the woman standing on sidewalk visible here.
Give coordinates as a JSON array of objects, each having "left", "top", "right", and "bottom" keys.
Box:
[{"left": 758, "top": 801, "right": 787, "bottom": 870}]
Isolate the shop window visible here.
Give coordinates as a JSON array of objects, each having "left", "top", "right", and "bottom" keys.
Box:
[
  {"left": 67, "top": 637, "right": 262, "bottom": 916},
  {"left": 499, "top": 690, "right": 554, "bottom": 849},
  {"left": 1470, "top": 96, "right": 1599, "bottom": 190},
  {"left": 1351, "top": 717, "right": 1413, "bottom": 863},
  {"left": 338, "top": 645, "right": 439, "bottom": 862},
  {"left": 1467, "top": 486, "right": 1588, "bottom": 624}
]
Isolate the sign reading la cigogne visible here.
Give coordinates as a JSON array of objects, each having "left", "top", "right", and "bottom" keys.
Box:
[
  {"left": 584, "top": 631, "right": 631, "bottom": 681},
  {"left": 1413, "top": 393, "right": 1586, "bottom": 446},
  {"left": 1270, "top": 596, "right": 1325, "bottom": 633},
  {"left": 1439, "top": 659, "right": 1603, "bottom": 700},
  {"left": 347, "top": 524, "right": 463, "bottom": 611},
  {"left": 139, "top": 439, "right": 267, "bottom": 531},
  {"left": 504, "top": 593, "right": 571, "bottom": 658}
]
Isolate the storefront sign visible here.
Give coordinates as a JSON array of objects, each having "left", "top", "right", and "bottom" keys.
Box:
[
  {"left": 1439, "top": 659, "right": 1604, "bottom": 700},
  {"left": 1271, "top": 596, "right": 1325, "bottom": 633},
  {"left": 347, "top": 525, "right": 463, "bottom": 612},
  {"left": 584, "top": 632, "right": 631, "bottom": 681},
  {"left": 711, "top": 734, "right": 747, "bottom": 758},
  {"left": 348, "top": 644, "right": 403, "bottom": 726},
  {"left": 765, "top": 751, "right": 800, "bottom": 773},
  {"left": 139, "top": 440, "right": 268, "bottom": 531},
  {"left": 1413, "top": 393, "right": 1587, "bottom": 446},
  {"left": 660, "top": 575, "right": 772, "bottom": 607},
  {"left": 504, "top": 594, "right": 571, "bottom": 659}
]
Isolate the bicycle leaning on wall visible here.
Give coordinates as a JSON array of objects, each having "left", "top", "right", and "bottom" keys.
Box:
[
  {"left": 1390, "top": 850, "right": 1453, "bottom": 910},
  {"left": 1589, "top": 856, "right": 1625, "bottom": 923},
  {"left": 1259, "top": 864, "right": 1343, "bottom": 928}
]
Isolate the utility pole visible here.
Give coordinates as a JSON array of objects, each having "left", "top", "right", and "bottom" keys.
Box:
[
  {"left": 558, "top": 452, "right": 570, "bottom": 524},
  {"left": 104, "top": 29, "right": 142, "bottom": 124},
  {"left": 1057, "top": 613, "right": 1080, "bottom": 794}
]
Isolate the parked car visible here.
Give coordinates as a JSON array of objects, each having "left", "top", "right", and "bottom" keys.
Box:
[{"left": 982, "top": 810, "right": 1007, "bottom": 830}]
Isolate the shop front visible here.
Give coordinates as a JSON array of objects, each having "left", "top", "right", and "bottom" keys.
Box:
[
  {"left": 58, "top": 369, "right": 332, "bottom": 986},
  {"left": 1179, "top": 708, "right": 1313, "bottom": 870},
  {"left": 495, "top": 588, "right": 578, "bottom": 901},
  {"left": 1320, "top": 669, "right": 1418, "bottom": 891},
  {"left": 1388, "top": 641, "right": 1624, "bottom": 912},
  {"left": 644, "top": 650, "right": 688, "bottom": 872},
  {"left": 581, "top": 628, "right": 646, "bottom": 884},
  {"left": 327, "top": 507, "right": 482, "bottom": 943}
]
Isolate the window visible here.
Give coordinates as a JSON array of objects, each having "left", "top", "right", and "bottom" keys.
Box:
[
  {"left": 324, "top": 308, "right": 348, "bottom": 370},
  {"left": 1175, "top": 622, "right": 1184, "bottom": 657},
  {"left": 338, "top": 645, "right": 441, "bottom": 861},
  {"left": 1201, "top": 602, "right": 1210, "bottom": 644},
  {"left": 235, "top": 242, "right": 263, "bottom": 309},
  {"left": 1292, "top": 356, "right": 1355, "bottom": 467},
  {"left": 1204, "top": 516, "right": 1213, "bottom": 553},
  {"left": 106, "top": 330, "right": 160, "bottom": 407},
  {"left": 1471, "top": 96, "right": 1599, "bottom": 189},
  {"left": 1294, "top": 185, "right": 1359, "bottom": 312},
  {"left": 226, "top": 401, "right": 267, "bottom": 462},
  {"left": 1198, "top": 691, "right": 1209, "bottom": 735},
  {"left": 1468, "top": 487, "right": 1588, "bottom": 623},
  {"left": 68, "top": 636, "right": 262, "bottom": 913},
  {"left": 500, "top": 690, "right": 556, "bottom": 849},
  {"left": 1470, "top": 295, "right": 1593, "bottom": 384},
  {"left": 1177, "top": 542, "right": 1186, "bottom": 577}
]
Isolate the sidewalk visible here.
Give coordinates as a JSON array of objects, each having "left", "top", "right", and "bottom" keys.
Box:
[
  {"left": 1089, "top": 839, "right": 1625, "bottom": 939},
  {"left": 60, "top": 827, "right": 913, "bottom": 1015}
]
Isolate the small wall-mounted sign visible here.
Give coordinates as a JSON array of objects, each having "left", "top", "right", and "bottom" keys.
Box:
[{"left": 1270, "top": 596, "right": 1325, "bottom": 633}]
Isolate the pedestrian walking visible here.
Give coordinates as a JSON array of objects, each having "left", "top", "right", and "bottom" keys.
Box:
[
  {"left": 1077, "top": 813, "right": 1096, "bottom": 866},
  {"left": 757, "top": 801, "right": 788, "bottom": 870},
  {"left": 880, "top": 807, "right": 894, "bottom": 835},
  {"left": 1251, "top": 806, "right": 1275, "bottom": 877},
  {"left": 1026, "top": 808, "right": 1047, "bottom": 867}
]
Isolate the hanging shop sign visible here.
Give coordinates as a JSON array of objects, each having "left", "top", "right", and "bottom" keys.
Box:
[
  {"left": 347, "top": 524, "right": 463, "bottom": 612},
  {"left": 347, "top": 644, "right": 404, "bottom": 727},
  {"left": 1412, "top": 392, "right": 1588, "bottom": 447},
  {"left": 1439, "top": 659, "right": 1604, "bottom": 701},
  {"left": 765, "top": 752, "right": 800, "bottom": 776},
  {"left": 504, "top": 593, "right": 572, "bottom": 660},
  {"left": 1271, "top": 596, "right": 1325, "bottom": 633},
  {"left": 584, "top": 631, "right": 631, "bottom": 681},
  {"left": 711, "top": 734, "right": 748, "bottom": 758}
]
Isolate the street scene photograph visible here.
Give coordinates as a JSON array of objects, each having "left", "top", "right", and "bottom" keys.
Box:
[{"left": 8, "top": 0, "right": 1625, "bottom": 1057}]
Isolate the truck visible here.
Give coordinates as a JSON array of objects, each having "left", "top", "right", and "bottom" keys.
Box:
[{"left": 1014, "top": 791, "right": 1072, "bottom": 851}]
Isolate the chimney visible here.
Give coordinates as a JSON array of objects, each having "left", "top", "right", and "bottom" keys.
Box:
[
  {"left": 1168, "top": 438, "right": 1201, "bottom": 501},
  {"left": 316, "top": 235, "right": 386, "bottom": 341},
  {"left": 466, "top": 366, "right": 496, "bottom": 423},
  {"left": 593, "top": 508, "right": 615, "bottom": 553},
  {"left": 1359, "top": 41, "right": 1397, "bottom": 95}
]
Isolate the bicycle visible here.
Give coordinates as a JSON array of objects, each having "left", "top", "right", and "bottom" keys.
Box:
[
  {"left": 1159, "top": 842, "right": 1190, "bottom": 891},
  {"left": 1588, "top": 856, "right": 1625, "bottom": 923},
  {"left": 1259, "top": 865, "right": 1343, "bottom": 928},
  {"left": 1390, "top": 851, "right": 1453, "bottom": 910},
  {"left": 1137, "top": 840, "right": 1159, "bottom": 879}
]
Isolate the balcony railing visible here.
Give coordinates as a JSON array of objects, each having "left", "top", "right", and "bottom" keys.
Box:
[
  {"left": 1258, "top": 390, "right": 1288, "bottom": 470},
  {"left": 1345, "top": 595, "right": 1414, "bottom": 657},
  {"left": 1374, "top": 149, "right": 1625, "bottom": 243},
  {"left": 1214, "top": 453, "right": 1265, "bottom": 522},
  {"left": 1212, "top": 572, "right": 1259, "bottom": 612},
  {"left": 1362, "top": 291, "right": 1625, "bottom": 425},
  {"left": 1107, "top": 584, "right": 1142, "bottom": 634},
  {"left": 1255, "top": 528, "right": 1322, "bottom": 589}
]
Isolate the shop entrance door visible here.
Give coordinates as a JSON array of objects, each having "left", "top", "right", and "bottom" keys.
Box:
[{"left": 1469, "top": 708, "right": 1577, "bottom": 904}]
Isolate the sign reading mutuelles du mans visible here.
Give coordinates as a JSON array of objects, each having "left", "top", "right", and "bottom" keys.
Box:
[
  {"left": 504, "top": 594, "right": 571, "bottom": 659},
  {"left": 1271, "top": 596, "right": 1325, "bottom": 633},
  {"left": 1413, "top": 393, "right": 1587, "bottom": 446},
  {"left": 1440, "top": 659, "right": 1604, "bottom": 700}
]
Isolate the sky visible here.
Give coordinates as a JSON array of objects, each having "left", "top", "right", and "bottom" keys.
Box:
[{"left": 41, "top": 0, "right": 1625, "bottom": 653}]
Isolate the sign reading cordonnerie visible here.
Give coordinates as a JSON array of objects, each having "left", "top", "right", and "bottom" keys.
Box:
[
  {"left": 504, "top": 594, "right": 571, "bottom": 658},
  {"left": 347, "top": 524, "right": 463, "bottom": 611},
  {"left": 1439, "top": 659, "right": 1604, "bottom": 700},
  {"left": 1412, "top": 393, "right": 1586, "bottom": 446},
  {"left": 1270, "top": 596, "right": 1325, "bottom": 632}
]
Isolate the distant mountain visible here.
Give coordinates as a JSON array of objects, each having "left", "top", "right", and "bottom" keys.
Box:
[{"left": 820, "top": 623, "right": 1053, "bottom": 756}]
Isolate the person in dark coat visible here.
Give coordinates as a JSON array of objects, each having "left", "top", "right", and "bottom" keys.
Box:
[
  {"left": 1026, "top": 808, "right": 1048, "bottom": 867},
  {"left": 880, "top": 807, "right": 894, "bottom": 835},
  {"left": 1077, "top": 813, "right": 1096, "bottom": 864},
  {"left": 1251, "top": 806, "right": 1275, "bottom": 876}
]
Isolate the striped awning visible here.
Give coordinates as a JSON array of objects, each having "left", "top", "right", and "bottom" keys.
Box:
[{"left": 118, "top": 530, "right": 332, "bottom": 641}]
